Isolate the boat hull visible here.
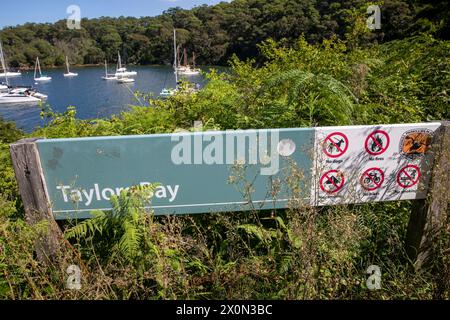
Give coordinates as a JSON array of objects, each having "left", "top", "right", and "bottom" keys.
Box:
[
  {"left": 35, "top": 77, "right": 52, "bottom": 82},
  {"left": 0, "top": 72, "right": 22, "bottom": 77},
  {"left": 0, "top": 95, "right": 43, "bottom": 104},
  {"left": 115, "top": 71, "right": 137, "bottom": 77},
  {"left": 117, "top": 78, "right": 135, "bottom": 83}
]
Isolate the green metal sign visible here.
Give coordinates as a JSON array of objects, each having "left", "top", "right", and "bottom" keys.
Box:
[{"left": 37, "top": 129, "right": 315, "bottom": 220}]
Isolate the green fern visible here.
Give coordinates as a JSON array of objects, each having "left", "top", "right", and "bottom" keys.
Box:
[
  {"left": 65, "top": 183, "right": 158, "bottom": 261},
  {"left": 263, "top": 69, "right": 357, "bottom": 125}
]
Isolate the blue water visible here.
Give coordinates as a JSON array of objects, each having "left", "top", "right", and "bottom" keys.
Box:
[{"left": 0, "top": 65, "right": 206, "bottom": 132}]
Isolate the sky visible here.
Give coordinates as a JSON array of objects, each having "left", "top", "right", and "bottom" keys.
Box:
[{"left": 0, "top": 0, "right": 230, "bottom": 28}]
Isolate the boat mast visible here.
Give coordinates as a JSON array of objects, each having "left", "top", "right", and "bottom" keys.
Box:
[
  {"left": 37, "top": 57, "right": 42, "bottom": 77},
  {"left": 184, "top": 48, "right": 188, "bottom": 67},
  {"left": 0, "top": 38, "right": 9, "bottom": 86},
  {"left": 34, "top": 58, "right": 38, "bottom": 79},
  {"left": 173, "top": 28, "right": 178, "bottom": 83},
  {"left": 118, "top": 51, "right": 122, "bottom": 70},
  {"left": 66, "top": 56, "right": 70, "bottom": 73},
  {"left": 173, "top": 29, "right": 177, "bottom": 70},
  {"left": 177, "top": 46, "right": 181, "bottom": 69}
]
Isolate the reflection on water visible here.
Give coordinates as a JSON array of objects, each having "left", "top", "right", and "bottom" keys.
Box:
[{"left": 0, "top": 65, "right": 207, "bottom": 132}]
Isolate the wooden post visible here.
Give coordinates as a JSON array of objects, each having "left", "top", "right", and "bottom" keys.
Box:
[
  {"left": 406, "top": 121, "right": 450, "bottom": 271},
  {"left": 10, "top": 138, "right": 63, "bottom": 263}
]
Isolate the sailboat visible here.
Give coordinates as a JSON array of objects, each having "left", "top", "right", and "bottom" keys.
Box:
[
  {"left": 178, "top": 51, "right": 201, "bottom": 76},
  {"left": 63, "top": 56, "right": 78, "bottom": 77},
  {"left": 0, "top": 41, "right": 47, "bottom": 104},
  {"left": 160, "top": 29, "right": 179, "bottom": 98},
  {"left": 101, "top": 60, "right": 117, "bottom": 80},
  {"left": 115, "top": 52, "right": 137, "bottom": 77},
  {"left": 176, "top": 43, "right": 201, "bottom": 76},
  {"left": 0, "top": 36, "right": 21, "bottom": 78},
  {"left": 34, "top": 57, "right": 52, "bottom": 82}
]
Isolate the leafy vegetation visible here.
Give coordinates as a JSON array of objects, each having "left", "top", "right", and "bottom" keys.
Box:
[
  {"left": 1, "top": 0, "right": 449, "bottom": 68},
  {"left": 0, "top": 16, "right": 449, "bottom": 299}
]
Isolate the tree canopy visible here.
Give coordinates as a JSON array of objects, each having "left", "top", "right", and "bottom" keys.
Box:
[{"left": 0, "top": 0, "right": 448, "bottom": 68}]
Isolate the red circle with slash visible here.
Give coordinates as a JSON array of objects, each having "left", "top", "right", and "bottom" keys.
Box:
[
  {"left": 360, "top": 167, "right": 385, "bottom": 191},
  {"left": 322, "top": 132, "right": 349, "bottom": 158},
  {"left": 365, "top": 130, "right": 390, "bottom": 156},
  {"left": 397, "top": 165, "right": 421, "bottom": 189},
  {"left": 320, "top": 170, "right": 345, "bottom": 194}
]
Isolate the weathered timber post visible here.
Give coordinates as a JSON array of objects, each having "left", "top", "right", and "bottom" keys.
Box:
[
  {"left": 406, "top": 121, "right": 450, "bottom": 271},
  {"left": 10, "top": 138, "right": 63, "bottom": 263}
]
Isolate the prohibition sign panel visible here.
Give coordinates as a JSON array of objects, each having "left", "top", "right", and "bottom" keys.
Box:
[
  {"left": 397, "top": 165, "right": 421, "bottom": 189},
  {"left": 322, "top": 132, "right": 349, "bottom": 158},
  {"left": 365, "top": 130, "right": 390, "bottom": 156},
  {"left": 320, "top": 170, "right": 345, "bottom": 194},
  {"left": 360, "top": 167, "right": 385, "bottom": 191}
]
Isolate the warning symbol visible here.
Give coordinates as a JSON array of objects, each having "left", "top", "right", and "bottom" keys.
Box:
[
  {"left": 365, "top": 130, "right": 390, "bottom": 156},
  {"left": 360, "top": 168, "right": 385, "bottom": 191},
  {"left": 323, "top": 132, "right": 348, "bottom": 158},
  {"left": 397, "top": 165, "right": 421, "bottom": 189},
  {"left": 320, "top": 170, "right": 345, "bottom": 194}
]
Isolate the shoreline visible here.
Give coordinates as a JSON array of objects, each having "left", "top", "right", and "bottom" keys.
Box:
[{"left": 14, "top": 63, "right": 175, "bottom": 71}]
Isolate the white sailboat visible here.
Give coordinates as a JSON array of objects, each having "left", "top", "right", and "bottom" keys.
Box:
[
  {"left": 0, "top": 36, "right": 21, "bottom": 78},
  {"left": 0, "top": 87, "right": 47, "bottom": 104},
  {"left": 115, "top": 52, "right": 137, "bottom": 77},
  {"left": 0, "top": 41, "right": 47, "bottom": 104},
  {"left": 101, "top": 60, "right": 117, "bottom": 80},
  {"left": 160, "top": 29, "right": 179, "bottom": 98},
  {"left": 177, "top": 49, "right": 201, "bottom": 76},
  {"left": 34, "top": 57, "right": 52, "bottom": 82},
  {"left": 63, "top": 56, "right": 78, "bottom": 77}
]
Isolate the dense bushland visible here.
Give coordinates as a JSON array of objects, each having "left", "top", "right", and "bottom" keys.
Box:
[{"left": 0, "top": 34, "right": 448, "bottom": 299}]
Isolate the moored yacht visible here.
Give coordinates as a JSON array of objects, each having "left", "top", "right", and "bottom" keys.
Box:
[
  {"left": 0, "top": 40, "right": 47, "bottom": 104},
  {"left": 160, "top": 29, "right": 180, "bottom": 98},
  {"left": 101, "top": 60, "right": 117, "bottom": 80},
  {"left": 34, "top": 57, "right": 52, "bottom": 82},
  {"left": 177, "top": 51, "right": 201, "bottom": 76},
  {"left": 0, "top": 36, "right": 21, "bottom": 78},
  {"left": 63, "top": 56, "right": 78, "bottom": 77},
  {"left": 114, "top": 52, "right": 137, "bottom": 77},
  {"left": 0, "top": 87, "right": 47, "bottom": 104}
]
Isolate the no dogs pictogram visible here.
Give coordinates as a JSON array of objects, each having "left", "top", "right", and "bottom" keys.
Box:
[
  {"left": 320, "top": 170, "right": 345, "bottom": 194},
  {"left": 360, "top": 168, "right": 385, "bottom": 191},
  {"left": 397, "top": 165, "right": 421, "bottom": 189},
  {"left": 365, "top": 130, "right": 390, "bottom": 156},
  {"left": 323, "top": 132, "right": 348, "bottom": 158}
]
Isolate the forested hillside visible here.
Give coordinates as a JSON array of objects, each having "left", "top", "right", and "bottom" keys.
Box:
[{"left": 0, "top": 0, "right": 448, "bottom": 67}]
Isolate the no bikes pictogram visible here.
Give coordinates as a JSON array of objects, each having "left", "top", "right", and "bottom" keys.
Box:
[
  {"left": 320, "top": 170, "right": 345, "bottom": 194},
  {"left": 365, "top": 130, "right": 390, "bottom": 156},
  {"left": 323, "top": 132, "right": 348, "bottom": 158},
  {"left": 397, "top": 165, "right": 421, "bottom": 189},
  {"left": 360, "top": 168, "right": 385, "bottom": 191}
]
